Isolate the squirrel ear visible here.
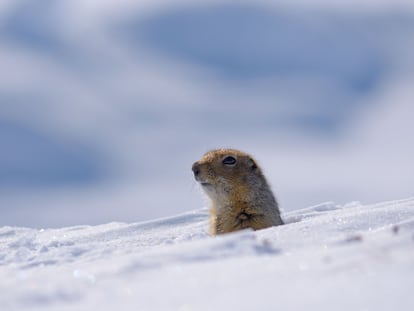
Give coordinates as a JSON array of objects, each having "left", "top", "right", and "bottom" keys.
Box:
[{"left": 248, "top": 158, "right": 258, "bottom": 171}]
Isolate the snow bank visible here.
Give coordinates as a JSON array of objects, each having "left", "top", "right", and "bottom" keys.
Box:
[{"left": 1, "top": 198, "right": 413, "bottom": 310}]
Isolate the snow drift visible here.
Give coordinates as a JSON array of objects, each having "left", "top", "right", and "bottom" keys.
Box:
[{"left": 1, "top": 197, "right": 413, "bottom": 310}]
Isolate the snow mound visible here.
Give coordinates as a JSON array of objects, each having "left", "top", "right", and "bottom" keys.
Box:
[{"left": 1, "top": 198, "right": 414, "bottom": 310}]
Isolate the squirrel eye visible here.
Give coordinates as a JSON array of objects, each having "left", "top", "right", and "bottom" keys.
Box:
[{"left": 222, "top": 156, "right": 237, "bottom": 166}]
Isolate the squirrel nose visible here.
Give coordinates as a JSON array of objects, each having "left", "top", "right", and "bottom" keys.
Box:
[{"left": 192, "top": 162, "right": 200, "bottom": 177}]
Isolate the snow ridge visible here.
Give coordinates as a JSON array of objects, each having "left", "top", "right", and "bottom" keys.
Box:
[{"left": 1, "top": 198, "right": 414, "bottom": 310}]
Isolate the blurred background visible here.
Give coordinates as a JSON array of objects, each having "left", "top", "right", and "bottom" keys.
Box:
[{"left": 1, "top": 0, "right": 413, "bottom": 228}]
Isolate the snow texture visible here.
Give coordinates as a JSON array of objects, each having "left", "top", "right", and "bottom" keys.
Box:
[{"left": 1, "top": 198, "right": 413, "bottom": 310}]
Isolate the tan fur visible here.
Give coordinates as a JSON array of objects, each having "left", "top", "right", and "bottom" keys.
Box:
[{"left": 192, "top": 149, "right": 283, "bottom": 235}]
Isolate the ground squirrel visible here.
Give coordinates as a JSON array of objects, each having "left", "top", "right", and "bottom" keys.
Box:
[{"left": 192, "top": 149, "right": 283, "bottom": 235}]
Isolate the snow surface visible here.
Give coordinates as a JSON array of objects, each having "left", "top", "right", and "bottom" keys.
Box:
[{"left": 1, "top": 197, "right": 413, "bottom": 310}]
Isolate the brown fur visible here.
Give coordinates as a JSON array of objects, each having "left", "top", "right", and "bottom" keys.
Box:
[{"left": 192, "top": 149, "right": 283, "bottom": 235}]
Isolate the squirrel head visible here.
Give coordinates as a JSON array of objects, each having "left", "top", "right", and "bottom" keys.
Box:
[{"left": 192, "top": 149, "right": 263, "bottom": 204}]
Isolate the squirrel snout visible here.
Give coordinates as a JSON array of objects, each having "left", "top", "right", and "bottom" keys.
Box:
[{"left": 192, "top": 162, "right": 200, "bottom": 177}]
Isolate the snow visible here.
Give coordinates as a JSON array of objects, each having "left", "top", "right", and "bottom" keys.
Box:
[{"left": 1, "top": 197, "right": 413, "bottom": 310}]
